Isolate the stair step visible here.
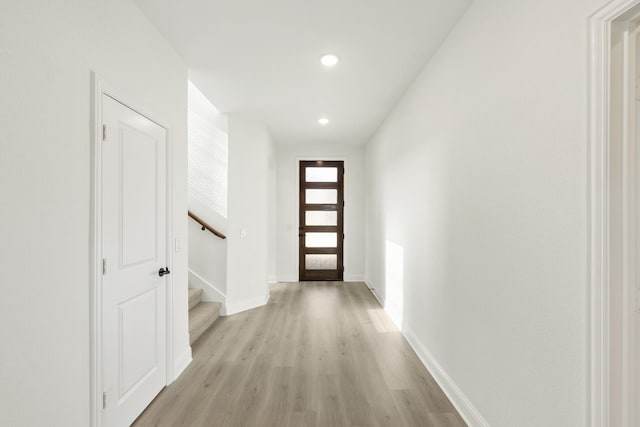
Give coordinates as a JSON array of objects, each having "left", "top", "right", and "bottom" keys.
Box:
[
  {"left": 188, "top": 288, "right": 203, "bottom": 311},
  {"left": 189, "top": 301, "right": 222, "bottom": 345}
]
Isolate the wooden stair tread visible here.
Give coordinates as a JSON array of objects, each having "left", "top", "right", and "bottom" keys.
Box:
[
  {"left": 188, "top": 288, "right": 203, "bottom": 310},
  {"left": 188, "top": 301, "right": 222, "bottom": 345}
]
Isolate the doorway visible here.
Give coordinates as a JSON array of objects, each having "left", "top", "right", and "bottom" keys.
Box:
[
  {"left": 91, "top": 83, "right": 173, "bottom": 427},
  {"left": 298, "top": 160, "right": 344, "bottom": 281}
]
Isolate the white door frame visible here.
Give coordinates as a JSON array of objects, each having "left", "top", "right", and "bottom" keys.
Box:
[
  {"left": 89, "top": 74, "right": 175, "bottom": 427},
  {"left": 590, "top": 2, "right": 640, "bottom": 426}
]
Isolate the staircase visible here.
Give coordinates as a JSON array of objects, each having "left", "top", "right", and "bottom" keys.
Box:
[{"left": 188, "top": 288, "right": 222, "bottom": 345}]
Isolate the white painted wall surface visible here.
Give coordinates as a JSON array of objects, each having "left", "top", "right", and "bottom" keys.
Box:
[
  {"left": 365, "top": 0, "right": 604, "bottom": 425},
  {"left": 187, "top": 85, "right": 228, "bottom": 301},
  {"left": 0, "top": 1, "right": 188, "bottom": 425},
  {"left": 226, "top": 116, "right": 274, "bottom": 313},
  {"left": 187, "top": 113, "right": 228, "bottom": 297},
  {"left": 276, "top": 144, "right": 365, "bottom": 282},
  {"left": 187, "top": 205, "right": 227, "bottom": 296}
]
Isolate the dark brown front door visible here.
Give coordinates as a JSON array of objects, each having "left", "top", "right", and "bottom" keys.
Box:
[{"left": 299, "top": 160, "right": 344, "bottom": 281}]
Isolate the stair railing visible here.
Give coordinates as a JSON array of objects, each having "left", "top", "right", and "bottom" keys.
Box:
[{"left": 188, "top": 211, "right": 226, "bottom": 239}]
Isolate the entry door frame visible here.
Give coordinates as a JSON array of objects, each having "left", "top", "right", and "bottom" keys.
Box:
[
  {"left": 89, "top": 74, "right": 175, "bottom": 427},
  {"left": 299, "top": 160, "right": 344, "bottom": 281},
  {"left": 590, "top": 2, "right": 640, "bottom": 426},
  {"left": 295, "top": 156, "right": 349, "bottom": 281}
]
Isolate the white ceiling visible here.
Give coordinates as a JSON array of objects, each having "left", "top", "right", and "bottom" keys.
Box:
[{"left": 134, "top": 0, "right": 472, "bottom": 146}]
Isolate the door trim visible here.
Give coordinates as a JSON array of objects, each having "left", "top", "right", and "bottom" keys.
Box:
[
  {"left": 90, "top": 74, "right": 175, "bottom": 427},
  {"left": 590, "top": 2, "right": 640, "bottom": 426}
]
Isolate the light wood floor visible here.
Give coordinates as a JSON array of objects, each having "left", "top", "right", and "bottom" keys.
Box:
[{"left": 134, "top": 282, "right": 466, "bottom": 427}]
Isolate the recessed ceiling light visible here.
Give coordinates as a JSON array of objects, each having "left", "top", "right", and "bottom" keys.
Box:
[
  {"left": 318, "top": 117, "right": 330, "bottom": 125},
  {"left": 320, "top": 54, "right": 339, "bottom": 67}
]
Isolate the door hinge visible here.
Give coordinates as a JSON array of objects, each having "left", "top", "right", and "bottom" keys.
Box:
[
  {"left": 102, "top": 125, "right": 107, "bottom": 141},
  {"left": 102, "top": 392, "right": 107, "bottom": 409},
  {"left": 102, "top": 259, "right": 107, "bottom": 275}
]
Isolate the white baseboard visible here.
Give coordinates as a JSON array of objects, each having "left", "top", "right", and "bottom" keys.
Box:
[
  {"left": 403, "top": 327, "right": 490, "bottom": 427},
  {"left": 365, "top": 282, "right": 385, "bottom": 307},
  {"left": 173, "top": 346, "right": 192, "bottom": 382},
  {"left": 225, "top": 292, "right": 270, "bottom": 315},
  {"left": 366, "top": 285, "right": 401, "bottom": 329},
  {"left": 370, "top": 289, "right": 384, "bottom": 307},
  {"left": 364, "top": 284, "right": 487, "bottom": 426},
  {"left": 188, "top": 269, "right": 226, "bottom": 314},
  {"left": 276, "top": 275, "right": 298, "bottom": 283}
]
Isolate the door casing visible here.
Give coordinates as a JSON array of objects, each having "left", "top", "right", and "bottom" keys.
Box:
[
  {"left": 590, "top": 2, "right": 640, "bottom": 425},
  {"left": 90, "top": 75, "right": 175, "bottom": 427}
]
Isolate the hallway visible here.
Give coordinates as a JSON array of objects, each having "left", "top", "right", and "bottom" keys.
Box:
[{"left": 133, "top": 282, "right": 464, "bottom": 427}]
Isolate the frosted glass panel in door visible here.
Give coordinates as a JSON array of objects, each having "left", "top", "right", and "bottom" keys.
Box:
[
  {"left": 306, "top": 189, "right": 337, "bottom": 204},
  {"left": 306, "top": 167, "right": 338, "bottom": 182},
  {"left": 305, "top": 254, "right": 337, "bottom": 270},
  {"left": 305, "top": 211, "right": 337, "bottom": 226},
  {"left": 306, "top": 232, "right": 337, "bottom": 248}
]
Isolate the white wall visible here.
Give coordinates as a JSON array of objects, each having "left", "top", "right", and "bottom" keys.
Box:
[
  {"left": 226, "top": 116, "right": 275, "bottom": 313},
  {"left": 365, "top": 0, "right": 604, "bottom": 426},
  {"left": 187, "top": 209, "right": 227, "bottom": 297},
  {"left": 276, "top": 144, "right": 365, "bottom": 282},
  {"left": 0, "top": 1, "right": 188, "bottom": 425},
  {"left": 187, "top": 89, "right": 228, "bottom": 298}
]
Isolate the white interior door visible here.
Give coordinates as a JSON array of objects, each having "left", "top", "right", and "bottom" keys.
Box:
[{"left": 101, "top": 94, "right": 168, "bottom": 426}]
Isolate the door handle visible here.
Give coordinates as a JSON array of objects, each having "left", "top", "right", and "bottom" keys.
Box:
[{"left": 158, "top": 267, "right": 171, "bottom": 277}]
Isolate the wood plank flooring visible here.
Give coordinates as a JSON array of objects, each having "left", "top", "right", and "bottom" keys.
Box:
[{"left": 133, "top": 282, "right": 466, "bottom": 427}]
